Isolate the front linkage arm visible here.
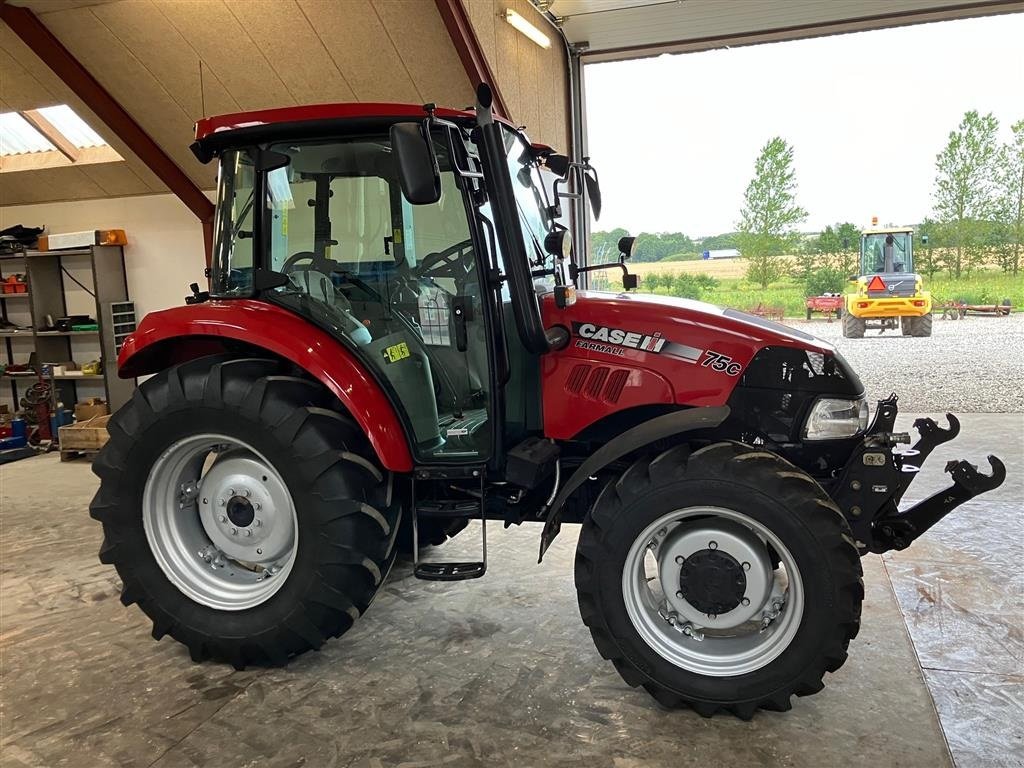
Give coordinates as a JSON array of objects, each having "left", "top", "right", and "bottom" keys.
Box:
[{"left": 830, "top": 395, "right": 1006, "bottom": 555}]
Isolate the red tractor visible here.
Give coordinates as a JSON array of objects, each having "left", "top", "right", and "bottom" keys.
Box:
[{"left": 92, "top": 86, "right": 1005, "bottom": 718}]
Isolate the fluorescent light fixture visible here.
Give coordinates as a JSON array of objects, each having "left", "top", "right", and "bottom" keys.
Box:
[{"left": 504, "top": 8, "right": 551, "bottom": 49}]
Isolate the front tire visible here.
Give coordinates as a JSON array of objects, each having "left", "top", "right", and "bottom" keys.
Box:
[
  {"left": 574, "top": 442, "right": 863, "bottom": 718},
  {"left": 90, "top": 356, "right": 400, "bottom": 668}
]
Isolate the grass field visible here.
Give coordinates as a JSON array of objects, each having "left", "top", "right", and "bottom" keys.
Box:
[{"left": 589, "top": 258, "right": 1022, "bottom": 317}]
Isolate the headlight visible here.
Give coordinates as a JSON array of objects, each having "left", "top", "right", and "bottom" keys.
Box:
[{"left": 803, "top": 397, "right": 869, "bottom": 440}]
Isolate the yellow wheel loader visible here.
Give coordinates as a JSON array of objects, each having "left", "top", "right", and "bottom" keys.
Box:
[{"left": 843, "top": 227, "right": 932, "bottom": 338}]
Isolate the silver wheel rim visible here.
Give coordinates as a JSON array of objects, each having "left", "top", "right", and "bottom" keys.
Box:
[
  {"left": 143, "top": 433, "right": 298, "bottom": 611},
  {"left": 621, "top": 506, "right": 804, "bottom": 677}
]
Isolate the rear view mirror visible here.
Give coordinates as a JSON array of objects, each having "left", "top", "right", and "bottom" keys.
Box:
[
  {"left": 618, "top": 236, "right": 636, "bottom": 260},
  {"left": 548, "top": 155, "right": 602, "bottom": 221},
  {"left": 391, "top": 122, "right": 440, "bottom": 205},
  {"left": 584, "top": 165, "right": 602, "bottom": 221},
  {"left": 545, "top": 154, "right": 570, "bottom": 178}
]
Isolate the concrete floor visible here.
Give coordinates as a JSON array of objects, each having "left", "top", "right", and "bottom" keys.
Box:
[{"left": 0, "top": 413, "right": 1020, "bottom": 767}]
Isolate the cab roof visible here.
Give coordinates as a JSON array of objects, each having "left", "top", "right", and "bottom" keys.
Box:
[
  {"left": 194, "top": 103, "right": 482, "bottom": 142},
  {"left": 862, "top": 227, "right": 914, "bottom": 235}
]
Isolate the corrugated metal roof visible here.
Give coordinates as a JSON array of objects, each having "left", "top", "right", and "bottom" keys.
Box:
[
  {"left": 0, "top": 111, "right": 55, "bottom": 156},
  {"left": 35, "top": 104, "right": 107, "bottom": 148}
]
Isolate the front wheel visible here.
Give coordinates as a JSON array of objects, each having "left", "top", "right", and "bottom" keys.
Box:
[
  {"left": 574, "top": 442, "right": 863, "bottom": 718},
  {"left": 90, "top": 356, "right": 400, "bottom": 668}
]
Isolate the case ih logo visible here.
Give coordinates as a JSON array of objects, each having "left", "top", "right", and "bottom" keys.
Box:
[{"left": 572, "top": 322, "right": 667, "bottom": 353}]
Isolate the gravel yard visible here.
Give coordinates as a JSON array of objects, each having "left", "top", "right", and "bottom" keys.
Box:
[{"left": 787, "top": 312, "right": 1024, "bottom": 413}]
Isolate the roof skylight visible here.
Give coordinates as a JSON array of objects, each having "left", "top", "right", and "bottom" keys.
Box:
[
  {"left": 0, "top": 112, "right": 56, "bottom": 156},
  {"left": 35, "top": 104, "right": 107, "bottom": 149},
  {"left": 0, "top": 104, "right": 122, "bottom": 172}
]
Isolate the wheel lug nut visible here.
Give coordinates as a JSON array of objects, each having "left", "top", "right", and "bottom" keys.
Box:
[
  {"left": 254, "top": 503, "right": 262, "bottom": 511},
  {"left": 742, "top": 561, "right": 751, "bottom": 571},
  {"left": 218, "top": 499, "right": 225, "bottom": 507},
  {"left": 243, "top": 489, "right": 251, "bottom": 497},
  {"left": 219, "top": 515, "right": 227, "bottom": 523},
  {"left": 231, "top": 527, "right": 238, "bottom": 535},
  {"left": 742, "top": 597, "right": 750, "bottom": 606},
  {"left": 676, "top": 590, "right": 684, "bottom": 599},
  {"left": 257, "top": 548, "right": 263, "bottom": 555},
  {"left": 202, "top": 498, "right": 208, "bottom": 505},
  {"left": 245, "top": 530, "right": 252, "bottom": 537},
  {"left": 675, "top": 555, "right": 684, "bottom": 564},
  {"left": 228, "top": 489, "right": 235, "bottom": 497},
  {"left": 255, "top": 519, "right": 262, "bottom": 527},
  {"left": 708, "top": 541, "right": 718, "bottom": 550}
]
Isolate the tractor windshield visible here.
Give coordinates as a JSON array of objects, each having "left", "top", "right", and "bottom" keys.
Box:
[
  {"left": 861, "top": 232, "right": 913, "bottom": 274},
  {"left": 500, "top": 125, "right": 556, "bottom": 271}
]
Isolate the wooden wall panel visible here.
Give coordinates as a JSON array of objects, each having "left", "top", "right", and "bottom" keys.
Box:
[
  {"left": 462, "top": 0, "right": 570, "bottom": 151},
  {"left": 222, "top": 0, "right": 357, "bottom": 105},
  {"left": 91, "top": 0, "right": 240, "bottom": 119},
  {"left": 155, "top": 0, "right": 295, "bottom": 111},
  {"left": 298, "top": 0, "right": 420, "bottom": 103},
  {"left": 372, "top": 0, "right": 474, "bottom": 108}
]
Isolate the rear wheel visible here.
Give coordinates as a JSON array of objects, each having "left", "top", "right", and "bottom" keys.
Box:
[
  {"left": 574, "top": 442, "right": 863, "bottom": 718},
  {"left": 841, "top": 312, "right": 865, "bottom": 338},
  {"left": 910, "top": 313, "right": 933, "bottom": 337},
  {"left": 90, "top": 356, "right": 400, "bottom": 667},
  {"left": 901, "top": 317, "right": 913, "bottom": 336}
]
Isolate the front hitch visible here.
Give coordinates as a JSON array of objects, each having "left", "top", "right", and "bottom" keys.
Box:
[
  {"left": 873, "top": 456, "right": 1006, "bottom": 551},
  {"left": 830, "top": 395, "right": 1006, "bottom": 554}
]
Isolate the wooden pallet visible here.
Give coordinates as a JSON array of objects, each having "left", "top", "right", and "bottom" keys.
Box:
[
  {"left": 60, "top": 447, "right": 101, "bottom": 462},
  {"left": 58, "top": 414, "right": 110, "bottom": 461}
]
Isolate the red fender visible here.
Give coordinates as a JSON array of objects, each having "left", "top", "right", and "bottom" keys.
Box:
[{"left": 118, "top": 300, "right": 413, "bottom": 472}]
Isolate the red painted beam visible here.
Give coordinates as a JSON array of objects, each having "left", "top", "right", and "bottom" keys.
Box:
[
  {"left": 433, "top": 0, "right": 511, "bottom": 120},
  {"left": 1, "top": 2, "right": 215, "bottom": 264}
]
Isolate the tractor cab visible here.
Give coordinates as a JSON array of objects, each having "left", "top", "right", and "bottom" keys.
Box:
[
  {"left": 861, "top": 228, "right": 914, "bottom": 275},
  {"left": 201, "top": 95, "right": 588, "bottom": 469}
]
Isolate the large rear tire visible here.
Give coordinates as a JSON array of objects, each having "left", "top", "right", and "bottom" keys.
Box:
[
  {"left": 910, "top": 313, "right": 933, "bottom": 337},
  {"left": 841, "top": 312, "right": 865, "bottom": 338},
  {"left": 574, "top": 442, "right": 863, "bottom": 719},
  {"left": 90, "top": 356, "right": 400, "bottom": 668}
]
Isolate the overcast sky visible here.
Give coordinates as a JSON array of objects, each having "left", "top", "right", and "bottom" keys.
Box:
[{"left": 584, "top": 13, "right": 1024, "bottom": 237}]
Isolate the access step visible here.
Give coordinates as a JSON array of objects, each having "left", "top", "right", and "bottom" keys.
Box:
[
  {"left": 415, "top": 499, "right": 480, "bottom": 517},
  {"left": 412, "top": 470, "right": 487, "bottom": 582},
  {"left": 414, "top": 561, "right": 486, "bottom": 581}
]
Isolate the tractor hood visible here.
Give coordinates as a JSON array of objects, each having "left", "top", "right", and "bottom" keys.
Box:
[
  {"left": 557, "top": 290, "right": 834, "bottom": 354},
  {"left": 540, "top": 290, "right": 855, "bottom": 440}
]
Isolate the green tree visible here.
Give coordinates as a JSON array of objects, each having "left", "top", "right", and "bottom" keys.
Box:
[
  {"left": 915, "top": 217, "right": 950, "bottom": 280},
  {"left": 736, "top": 137, "right": 807, "bottom": 288},
  {"left": 931, "top": 110, "right": 1001, "bottom": 277},
  {"left": 996, "top": 119, "right": 1024, "bottom": 275},
  {"left": 699, "top": 232, "right": 739, "bottom": 252},
  {"left": 589, "top": 228, "right": 628, "bottom": 264},
  {"left": 797, "top": 221, "right": 860, "bottom": 294}
]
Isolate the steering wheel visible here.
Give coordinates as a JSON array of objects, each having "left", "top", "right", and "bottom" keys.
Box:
[
  {"left": 282, "top": 250, "right": 334, "bottom": 275},
  {"left": 415, "top": 239, "right": 474, "bottom": 282}
]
